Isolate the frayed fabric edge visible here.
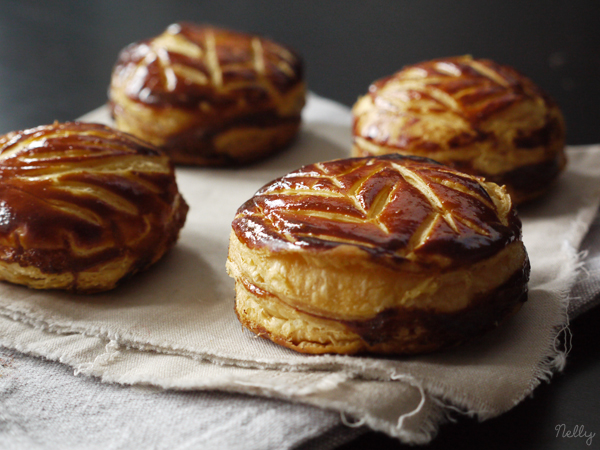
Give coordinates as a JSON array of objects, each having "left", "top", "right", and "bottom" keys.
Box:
[
  {"left": 525, "top": 248, "right": 579, "bottom": 391},
  {"left": 409, "top": 241, "right": 584, "bottom": 427},
  {"left": 339, "top": 398, "right": 449, "bottom": 446},
  {"left": 0, "top": 313, "right": 449, "bottom": 446},
  {"left": 0, "top": 273, "right": 579, "bottom": 448},
  {"left": 525, "top": 220, "right": 590, "bottom": 396}
]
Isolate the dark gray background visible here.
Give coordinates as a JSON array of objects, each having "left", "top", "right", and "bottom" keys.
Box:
[
  {"left": 1, "top": 0, "right": 599, "bottom": 144},
  {"left": 0, "top": 1, "right": 598, "bottom": 448}
]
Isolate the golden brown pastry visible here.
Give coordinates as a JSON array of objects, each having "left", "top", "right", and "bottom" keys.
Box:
[
  {"left": 352, "top": 55, "right": 566, "bottom": 205},
  {"left": 0, "top": 122, "right": 188, "bottom": 293},
  {"left": 109, "top": 22, "right": 306, "bottom": 166},
  {"left": 226, "top": 154, "right": 530, "bottom": 355}
]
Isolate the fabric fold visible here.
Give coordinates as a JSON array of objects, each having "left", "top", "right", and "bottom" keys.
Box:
[{"left": 1, "top": 94, "right": 599, "bottom": 443}]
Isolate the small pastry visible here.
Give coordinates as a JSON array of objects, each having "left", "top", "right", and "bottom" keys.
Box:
[
  {"left": 351, "top": 55, "right": 566, "bottom": 205},
  {"left": 0, "top": 122, "right": 188, "bottom": 293},
  {"left": 109, "top": 22, "right": 306, "bottom": 166},
  {"left": 226, "top": 154, "right": 530, "bottom": 355}
]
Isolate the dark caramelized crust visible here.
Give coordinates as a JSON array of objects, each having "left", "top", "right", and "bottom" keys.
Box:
[
  {"left": 109, "top": 22, "right": 306, "bottom": 166},
  {"left": 340, "top": 258, "right": 530, "bottom": 353},
  {"left": 0, "top": 122, "right": 188, "bottom": 293},
  {"left": 351, "top": 55, "right": 566, "bottom": 204},
  {"left": 232, "top": 154, "right": 521, "bottom": 268}
]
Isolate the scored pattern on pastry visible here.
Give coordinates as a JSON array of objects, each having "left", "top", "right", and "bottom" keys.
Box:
[
  {"left": 234, "top": 156, "right": 514, "bottom": 262},
  {"left": 352, "top": 55, "right": 566, "bottom": 206},
  {"left": 352, "top": 54, "right": 564, "bottom": 161},
  {"left": 119, "top": 23, "right": 300, "bottom": 105},
  {"left": 0, "top": 122, "right": 177, "bottom": 259},
  {"left": 371, "top": 57, "right": 530, "bottom": 124}
]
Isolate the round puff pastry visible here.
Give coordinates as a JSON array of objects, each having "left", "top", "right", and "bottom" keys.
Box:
[
  {"left": 109, "top": 22, "right": 306, "bottom": 166},
  {"left": 352, "top": 55, "right": 566, "bottom": 205},
  {"left": 0, "top": 122, "right": 188, "bottom": 293},
  {"left": 227, "top": 154, "right": 530, "bottom": 355}
]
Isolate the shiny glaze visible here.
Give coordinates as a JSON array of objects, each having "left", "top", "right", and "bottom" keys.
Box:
[
  {"left": 366, "top": 56, "right": 555, "bottom": 127},
  {"left": 352, "top": 56, "right": 566, "bottom": 203},
  {"left": 342, "top": 258, "right": 530, "bottom": 353},
  {"left": 111, "top": 22, "right": 303, "bottom": 111},
  {"left": 232, "top": 154, "right": 522, "bottom": 267},
  {"left": 0, "top": 122, "right": 188, "bottom": 276},
  {"left": 352, "top": 56, "right": 565, "bottom": 159}
]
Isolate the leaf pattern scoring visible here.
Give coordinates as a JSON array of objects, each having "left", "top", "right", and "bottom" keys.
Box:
[{"left": 232, "top": 154, "right": 521, "bottom": 266}]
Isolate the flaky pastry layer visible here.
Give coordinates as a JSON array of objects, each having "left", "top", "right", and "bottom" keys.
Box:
[
  {"left": 228, "top": 231, "right": 526, "bottom": 318},
  {"left": 233, "top": 276, "right": 528, "bottom": 355},
  {"left": 228, "top": 233, "right": 529, "bottom": 354}
]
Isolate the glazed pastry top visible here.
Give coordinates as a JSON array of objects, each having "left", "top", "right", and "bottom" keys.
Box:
[
  {"left": 232, "top": 154, "right": 521, "bottom": 268},
  {"left": 352, "top": 55, "right": 565, "bottom": 162},
  {"left": 111, "top": 22, "right": 304, "bottom": 114},
  {"left": 0, "top": 122, "right": 187, "bottom": 274}
]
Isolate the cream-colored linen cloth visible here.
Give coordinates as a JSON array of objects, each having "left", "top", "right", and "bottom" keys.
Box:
[
  {"left": 0, "top": 347, "right": 361, "bottom": 450},
  {"left": 0, "top": 94, "right": 599, "bottom": 444}
]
